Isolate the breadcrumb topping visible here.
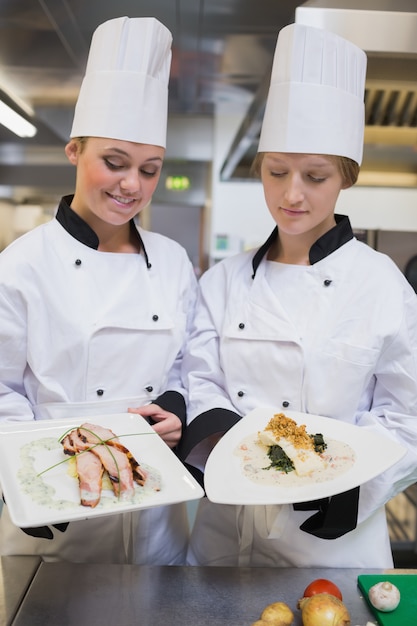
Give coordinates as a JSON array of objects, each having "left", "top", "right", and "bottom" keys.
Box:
[{"left": 264, "top": 413, "right": 314, "bottom": 450}]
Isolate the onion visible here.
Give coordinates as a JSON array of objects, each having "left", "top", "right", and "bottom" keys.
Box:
[
  {"left": 258, "top": 601, "right": 294, "bottom": 625},
  {"left": 298, "top": 593, "right": 351, "bottom": 626}
]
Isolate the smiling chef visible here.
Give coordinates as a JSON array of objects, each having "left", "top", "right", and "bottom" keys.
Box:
[
  {"left": 180, "top": 23, "right": 417, "bottom": 568},
  {"left": 0, "top": 16, "right": 197, "bottom": 563}
]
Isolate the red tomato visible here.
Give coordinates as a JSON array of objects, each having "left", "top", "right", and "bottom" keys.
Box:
[{"left": 303, "top": 578, "right": 343, "bottom": 601}]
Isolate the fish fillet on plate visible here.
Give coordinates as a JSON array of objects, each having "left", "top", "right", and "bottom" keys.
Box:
[{"left": 258, "top": 413, "right": 326, "bottom": 476}]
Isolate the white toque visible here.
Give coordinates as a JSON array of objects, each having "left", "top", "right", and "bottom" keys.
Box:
[
  {"left": 70, "top": 16, "right": 172, "bottom": 148},
  {"left": 258, "top": 23, "right": 367, "bottom": 165}
]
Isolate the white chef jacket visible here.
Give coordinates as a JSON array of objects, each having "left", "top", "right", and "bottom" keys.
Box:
[
  {"left": 181, "top": 215, "right": 417, "bottom": 567},
  {"left": 0, "top": 196, "right": 198, "bottom": 564}
]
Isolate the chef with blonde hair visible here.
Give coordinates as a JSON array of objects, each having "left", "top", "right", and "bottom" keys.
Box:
[{"left": 0, "top": 16, "right": 197, "bottom": 564}]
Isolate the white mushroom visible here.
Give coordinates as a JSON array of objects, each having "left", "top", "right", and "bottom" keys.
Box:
[{"left": 368, "top": 581, "right": 400, "bottom": 612}]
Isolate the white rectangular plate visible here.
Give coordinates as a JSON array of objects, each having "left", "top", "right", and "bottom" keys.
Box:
[
  {"left": 204, "top": 408, "right": 406, "bottom": 505},
  {"left": 0, "top": 413, "right": 204, "bottom": 527}
]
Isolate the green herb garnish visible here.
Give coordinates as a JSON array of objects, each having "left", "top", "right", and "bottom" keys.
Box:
[
  {"left": 264, "top": 445, "right": 294, "bottom": 473},
  {"left": 263, "top": 433, "right": 327, "bottom": 473},
  {"left": 311, "top": 433, "right": 327, "bottom": 454}
]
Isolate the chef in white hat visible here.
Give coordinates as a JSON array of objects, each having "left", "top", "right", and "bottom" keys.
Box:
[
  {"left": 180, "top": 23, "right": 417, "bottom": 568},
  {"left": 0, "top": 16, "right": 198, "bottom": 564}
]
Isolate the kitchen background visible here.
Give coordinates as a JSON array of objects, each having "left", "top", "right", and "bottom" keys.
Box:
[{"left": 0, "top": 0, "right": 416, "bottom": 563}]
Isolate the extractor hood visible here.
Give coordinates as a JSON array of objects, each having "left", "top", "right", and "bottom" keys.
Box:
[{"left": 221, "top": 0, "right": 417, "bottom": 185}]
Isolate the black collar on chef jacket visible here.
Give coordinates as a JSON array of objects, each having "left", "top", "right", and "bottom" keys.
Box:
[
  {"left": 55, "top": 195, "right": 151, "bottom": 268},
  {"left": 251, "top": 214, "right": 354, "bottom": 278}
]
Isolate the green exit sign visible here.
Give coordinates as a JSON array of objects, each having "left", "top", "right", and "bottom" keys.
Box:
[{"left": 165, "top": 175, "right": 191, "bottom": 191}]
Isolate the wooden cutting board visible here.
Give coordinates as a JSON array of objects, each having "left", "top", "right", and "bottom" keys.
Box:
[{"left": 357, "top": 574, "right": 417, "bottom": 626}]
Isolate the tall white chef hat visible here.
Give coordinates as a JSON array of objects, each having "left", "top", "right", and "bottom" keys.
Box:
[
  {"left": 258, "top": 23, "right": 367, "bottom": 164},
  {"left": 70, "top": 16, "right": 172, "bottom": 148}
]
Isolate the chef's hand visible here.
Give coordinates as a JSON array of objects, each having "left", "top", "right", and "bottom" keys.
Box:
[
  {"left": 20, "top": 522, "right": 69, "bottom": 540},
  {"left": 1, "top": 495, "right": 69, "bottom": 540},
  {"left": 128, "top": 404, "right": 182, "bottom": 448}
]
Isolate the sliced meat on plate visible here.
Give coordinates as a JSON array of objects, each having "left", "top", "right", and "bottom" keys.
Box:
[
  {"left": 78, "top": 422, "right": 147, "bottom": 485},
  {"left": 75, "top": 450, "right": 104, "bottom": 508},
  {"left": 89, "top": 444, "right": 135, "bottom": 500}
]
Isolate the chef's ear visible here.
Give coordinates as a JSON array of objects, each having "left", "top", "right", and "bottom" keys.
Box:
[
  {"left": 341, "top": 180, "right": 353, "bottom": 191},
  {"left": 65, "top": 137, "right": 86, "bottom": 165}
]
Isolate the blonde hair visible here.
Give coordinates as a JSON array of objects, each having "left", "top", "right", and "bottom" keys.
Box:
[{"left": 251, "top": 152, "right": 360, "bottom": 187}]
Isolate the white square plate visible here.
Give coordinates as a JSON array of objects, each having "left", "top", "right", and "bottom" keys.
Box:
[
  {"left": 204, "top": 408, "right": 406, "bottom": 505},
  {"left": 0, "top": 413, "right": 204, "bottom": 527}
]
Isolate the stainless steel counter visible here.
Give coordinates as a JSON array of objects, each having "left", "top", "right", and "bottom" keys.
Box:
[
  {"left": 7, "top": 562, "right": 396, "bottom": 626},
  {"left": 0, "top": 556, "right": 41, "bottom": 625}
]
